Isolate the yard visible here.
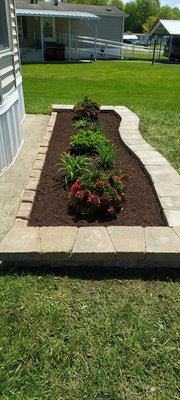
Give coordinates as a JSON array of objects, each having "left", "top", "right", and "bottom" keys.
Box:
[
  {"left": 0, "top": 61, "right": 179, "bottom": 399},
  {"left": 22, "top": 60, "right": 180, "bottom": 173}
]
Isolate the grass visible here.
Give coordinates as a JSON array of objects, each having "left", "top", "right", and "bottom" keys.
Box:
[
  {"left": 22, "top": 61, "right": 180, "bottom": 173},
  {"left": 0, "top": 61, "right": 179, "bottom": 399},
  {"left": 0, "top": 267, "right": 179, "bottom": 400}
]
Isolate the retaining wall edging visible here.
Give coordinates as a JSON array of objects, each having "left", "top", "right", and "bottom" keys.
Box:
[{"left": 0, "top": 105, "right": 179, "bottom": 268}]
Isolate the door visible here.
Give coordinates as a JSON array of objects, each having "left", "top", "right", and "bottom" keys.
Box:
[{"left": 43, "top": 17, "right": 55, "bottom": 42}]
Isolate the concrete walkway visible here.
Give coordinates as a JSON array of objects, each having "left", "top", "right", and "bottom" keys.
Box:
[
  {"left": 0, "top": 114, "right": 49, "bottom": 243},
  {"left": 0, "top": 107, "right": 179, "bottom": 268}
]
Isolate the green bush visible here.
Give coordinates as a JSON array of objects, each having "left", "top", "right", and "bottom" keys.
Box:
[{"left": 70, "top": 129, "right": 110, "bottom": 154}]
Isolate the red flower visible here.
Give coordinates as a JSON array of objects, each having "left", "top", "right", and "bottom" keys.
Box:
[
  {"left": 95, "top": 180, "right": 104, "bottom": 186},
  {"left": 71, "top": 182, "right": 82, "bottom": 191},
  {"left": 75, "top": 190, "right": 84, "bottom": 199},
  {"left": 87, "top": 194, "right": 100, "bottom": 206}
]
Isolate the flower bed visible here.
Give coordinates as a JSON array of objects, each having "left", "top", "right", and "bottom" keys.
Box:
[{"left": 28, "top": 106, "right": 165, "bottom": 227}]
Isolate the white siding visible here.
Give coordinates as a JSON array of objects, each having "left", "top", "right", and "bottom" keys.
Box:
[{"left": 0, "top": 0, "right": 25, "bottom": 176}]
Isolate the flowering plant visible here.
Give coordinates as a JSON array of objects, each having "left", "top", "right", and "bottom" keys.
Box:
[
  {"left": 68, "top": 170, "right": 127, "bottom": 216},
  {"left": 73, "top": 96, "right": 100, "bottom": 120}
]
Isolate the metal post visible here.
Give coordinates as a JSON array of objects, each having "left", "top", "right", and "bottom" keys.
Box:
[
  {"left": 68, "top": 19, "right": 71, "bottom": 61},
  {"left": 94, "top": 20, "right": 97, "bottom": 61},
  {"left": 159, "top": 36, "right": 163, "bottom": 59},
  {"left": 152, "top": 38, "right": 157, "bottom": 65},
  {"left": 168, "top": 35, "right": 173, "bottom": 62},
  {"left": 40, "top": 17, "right": 44, "bottom": 63}
]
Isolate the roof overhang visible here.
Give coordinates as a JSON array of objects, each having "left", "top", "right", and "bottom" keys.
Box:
[
  {"left": 16, "top": 9, "right": 100, "bottom": 20},
  {"left": 149, "top": 19, "right": 180, "bottom": 37}
]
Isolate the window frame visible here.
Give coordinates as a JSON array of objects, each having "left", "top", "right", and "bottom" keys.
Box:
[{"left": 0, "top": 0, "right": 11, "bottom": 53}]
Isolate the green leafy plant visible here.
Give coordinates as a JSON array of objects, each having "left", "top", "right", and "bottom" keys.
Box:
[
  {"left": 68, "top": 170, "right": 127, "bottom": 216},
  {"left": 73, "top": 96, "right": 100, "bottom": 120},
  {"left": 72, "top": 118, "right": 89, "bottom": 129},
  {"left": 95, "top": 142, "right": 117, "bottom": 170},
  {"left": 57, "top": 152, "right": 92, "bottom": 186},
  {"left": 70, "top": 129, "right": 110, "bottom": 154},
  {"left": 91, "top": 121, "right": 103, "bottom": 134}
]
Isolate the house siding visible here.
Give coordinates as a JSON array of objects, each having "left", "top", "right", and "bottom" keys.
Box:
[{"left": 0, "top": 0, "right": 25, "bottom": 176}]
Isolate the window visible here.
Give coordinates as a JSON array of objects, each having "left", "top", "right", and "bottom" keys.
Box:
[{"left": 0, "top": 1, "right": 9, "bottom": 51}]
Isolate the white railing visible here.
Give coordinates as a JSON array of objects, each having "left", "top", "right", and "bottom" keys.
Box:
[
  {"left": 55, "top": 33, "right": 160, "bottom": 61},
  {"left": 19, "top": 33, "right": 162, "bottom": 63}
]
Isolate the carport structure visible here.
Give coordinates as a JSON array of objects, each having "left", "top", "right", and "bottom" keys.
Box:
[{"left": 149, "top": 19, "right": 180, "bottom": 62}]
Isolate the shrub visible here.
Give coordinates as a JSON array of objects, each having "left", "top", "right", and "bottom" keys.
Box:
[
  {"left": 70, "top": 129, "right": 110, "bottom": 154},
  {"left": 57, "top": 152, "right": 92, "bottom": 186},
  {"left": 73, "top": 96, "right": 100, "bottom": 120},
  {"left": 68, "top": 170, "right": 127, "bottom": 216},
  {"left": 95, "top": 142, "right": 117, "bottom": 170}
]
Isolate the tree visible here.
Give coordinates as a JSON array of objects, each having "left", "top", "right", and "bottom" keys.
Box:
[
  {"left": 159, "top": 6, "right": 174, "bottom": 20},
  {"left": 110, "top": 0, "right": 124, "bottom": 11},
  {"left": 125, "top": 0, "right": 160, "bottom": 33},
  {"left": 136, "top": 0, "right": 160, "bottom": 31},
  {"left": 142, "top": 15, "right": 157, "bottom": 33},
  {"left": 124, "top": 2, "right": 139, "bottom": 32}
]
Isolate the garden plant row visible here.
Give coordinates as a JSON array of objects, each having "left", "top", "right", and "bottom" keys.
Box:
[{"left": 58, "top": 96, "right": 128, "bottom": 217}]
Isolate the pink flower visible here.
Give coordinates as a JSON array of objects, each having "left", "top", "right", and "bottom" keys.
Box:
[
  {"left": 108, "top": 205, "right": 114, "bottom": 214},
  {"left": 106, "top": 183, "right": 111, "bottom": 188},
  {"left": 117, "top": 195, "right": 122, "bottom": 202}
]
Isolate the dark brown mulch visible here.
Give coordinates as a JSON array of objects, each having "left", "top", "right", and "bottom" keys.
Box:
[{"left": 28, "top": 111, "right": 166, "bottom": 227}]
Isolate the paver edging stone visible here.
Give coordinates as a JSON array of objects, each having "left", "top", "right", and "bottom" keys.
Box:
[{"left": 0, "top": 105, "right": 179, "bottom": 268}]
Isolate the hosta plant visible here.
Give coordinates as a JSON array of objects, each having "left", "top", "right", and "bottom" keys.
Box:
[
  {"left": 57, "top": 152, "right": 92, "bottom": 186},
  {"left": 68, "top": 170, "right": 127, "bottom": 216},
  {"left": 73, "top": 96, "right": 100, "bottom": 120}
]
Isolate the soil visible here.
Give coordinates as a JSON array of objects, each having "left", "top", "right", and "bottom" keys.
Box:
[{"left": 28, "top": 111, "right": 166, "bottom": 227}]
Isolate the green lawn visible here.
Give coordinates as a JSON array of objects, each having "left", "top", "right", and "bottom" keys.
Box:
[
  {"left": 0, "top": 267, "right": 179, "bottom": 400},
  {"left": 0, "top": 61, "right": 179, "bottom": 399},
  {"left": 22, "top": 60, "right": 180, "bottom": 173}
]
